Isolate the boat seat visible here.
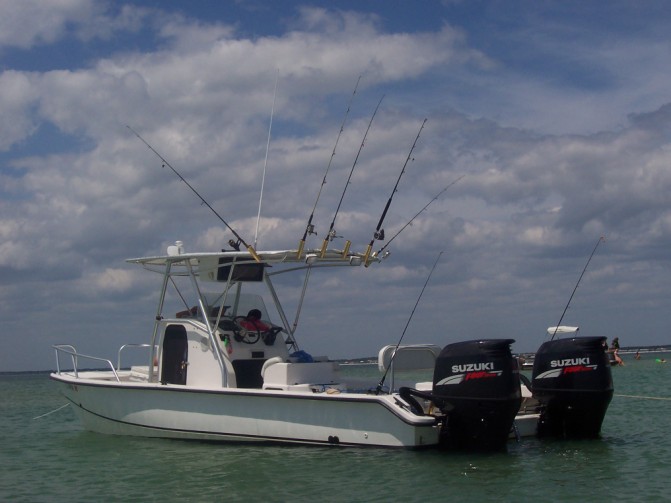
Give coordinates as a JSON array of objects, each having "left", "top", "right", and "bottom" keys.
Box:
[
  {"left": 232, "top": 359, "right": 266, "bottom": 389},
  {"left": 261, "top": 359, "right": 342, "bottom": 390},
  {"left": 377, "top": 344, "right": 442, "bottom": 372}
]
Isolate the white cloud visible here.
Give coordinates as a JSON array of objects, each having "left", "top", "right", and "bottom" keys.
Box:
[
  {"left": 0, "top": 0, "right": 148, "bottom": 49},
  {"left": 3, "top": 3, "right": 671, "bottom": 371},
  {"left": 0, "top": 71, "right": 40, "bottom": 150},
  {"left": 87, "top": 267, "right": 136, "bottom": 292},
  {"left": 0, "top": 0, "right": 92, "bottom": 48}
]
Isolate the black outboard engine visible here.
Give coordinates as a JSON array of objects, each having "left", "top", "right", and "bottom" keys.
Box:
[
  {"left": 531, "top": 336, "right": 613, "bottom": 438},
  {"left": 431, "top": 339, "right": 521, "bottom": 450}
]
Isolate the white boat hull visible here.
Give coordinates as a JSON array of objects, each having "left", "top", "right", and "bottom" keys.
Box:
[{"left": 51, "top": 373, "right": 441, "bottom": 448}]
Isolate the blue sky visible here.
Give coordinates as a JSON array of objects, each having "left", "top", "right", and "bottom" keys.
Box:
[{"left": 2, "top": 0, "right": 671, "bottom": 371}]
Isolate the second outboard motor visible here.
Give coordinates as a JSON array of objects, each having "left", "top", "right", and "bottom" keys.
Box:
[
  {"left": 432, "top": 339, "right": 521, "bottom": 450},
  {"left": 531, "top": 336, "right": 613, "bottom": 438}
]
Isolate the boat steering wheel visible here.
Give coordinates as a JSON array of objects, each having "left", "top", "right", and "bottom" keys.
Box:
[{"left": 233, "top": 316, "right": 263, "bottom": 344}]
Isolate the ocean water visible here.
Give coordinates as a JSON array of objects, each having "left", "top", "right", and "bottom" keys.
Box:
[{"left": 2, "top": 353, "right": 670, "bottom": 503}]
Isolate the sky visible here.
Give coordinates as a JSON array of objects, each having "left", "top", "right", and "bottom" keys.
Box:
[{"left": 2, "top": 0, "right": 671, "bottom": 372}]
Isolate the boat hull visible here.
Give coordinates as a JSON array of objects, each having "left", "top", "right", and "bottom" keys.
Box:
[{"left": 51, "top": 373, "right": 441, "bottom": 448}]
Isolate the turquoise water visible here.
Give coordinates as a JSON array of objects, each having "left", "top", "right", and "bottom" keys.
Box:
[{"left": 2, "top": 354, "right": 670, "bottom": 502}]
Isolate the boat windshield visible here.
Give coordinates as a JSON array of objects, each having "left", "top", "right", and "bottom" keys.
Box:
[{"left": 203, "top": 292, "right": 271, "bottom": 320}]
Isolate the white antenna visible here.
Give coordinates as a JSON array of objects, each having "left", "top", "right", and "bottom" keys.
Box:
[{"left": 254, "top": 69, "right": 279, "bottom": 247}]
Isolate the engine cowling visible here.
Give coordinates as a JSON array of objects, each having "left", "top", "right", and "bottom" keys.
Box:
[
  {"left": 431, "top": 339, "right": 521, "bottom": 450},
  {"left": 531, "top": 336, "right": 613, "bottom": 438}
]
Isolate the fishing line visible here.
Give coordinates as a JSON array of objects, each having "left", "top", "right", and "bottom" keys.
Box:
[
  {"left": 127, "top": 125, "right": 261, "bottom": 262},
  {"left": 375, "top": 251, "right": 443, "bottom": 394},
  {"left": 32, "top": 403, "right": 70, "bottom": 420},
  {"left": 297, "top": 76, "right": 361, "bottom": 258},
  {"left": 551, "top": 236, "right": 605, "bottom": 340},
  {"left": 377, "top": 175, "right": 464, "bottom": 257}
]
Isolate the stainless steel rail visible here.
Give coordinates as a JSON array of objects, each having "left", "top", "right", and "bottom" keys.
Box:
[{"left": 52, "top": 344, "right": 120, "bottom": 382}]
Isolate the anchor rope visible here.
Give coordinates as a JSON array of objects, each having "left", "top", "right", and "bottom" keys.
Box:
[
  {"left": 32, "top": 403, "right": 70, "bottom": 420},
  {"left": 615, "top": 393, "right": 671, "bottom": 401}
]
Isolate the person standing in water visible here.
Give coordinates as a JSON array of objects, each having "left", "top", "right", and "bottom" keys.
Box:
[{"left": 611, "top": 337, "right": 624, "bottom": 366}]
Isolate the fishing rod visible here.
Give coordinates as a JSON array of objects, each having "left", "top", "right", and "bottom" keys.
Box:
[
  {"left": 320, "top": 94, "right": 385, "bottom": 258},
  {"left": 376, "top": 175, "right": 465, "bottom": 257},
  {"left": 550, "top": 236, "right": 605, "bottom": 341},
  {"left": 127, "top": 125, "right": 261, "bottom": 262},
  {"left": 297, "top": 76, "right": 361, "bottom": 259},
  {"left": 375, "top": 251, "right": 443, "bottom": 395},
  {"left": 363, "top": 118, "right": 427, "bottom": 265}
]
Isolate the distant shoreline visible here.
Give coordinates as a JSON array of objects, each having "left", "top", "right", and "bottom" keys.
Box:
[
  {"left": 2, "top": 345, "right": 670, "bottom": 375},
  {"left": 618, "top": 347, "right": 670, "bottom": 355}
]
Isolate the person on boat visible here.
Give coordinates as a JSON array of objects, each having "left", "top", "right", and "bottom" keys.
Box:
[
  {"left": 611, "top": 337, "right": 624, "bottom": 366},
  {"left": 239, "top": 309, "right": 270, "bottom": 332}
]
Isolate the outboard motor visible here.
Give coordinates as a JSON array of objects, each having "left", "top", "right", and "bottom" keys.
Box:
[
  {"left": 431, "top": 339, "right": 521, "bottom": 450},
  {"left": 531, "top": 336, "right": 613, "bottom": 438}
]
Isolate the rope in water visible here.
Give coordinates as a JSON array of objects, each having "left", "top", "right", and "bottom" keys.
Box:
[
  {"left": 32, "top": 403, "right": 70, "bottom": 420},
  {"left": 615, "top": 394, "right": 671, "bottom": 401}
]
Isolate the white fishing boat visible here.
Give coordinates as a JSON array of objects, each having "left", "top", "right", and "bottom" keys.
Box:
[
  {"left": 52, "top": 240, "right": 547, "bottom": 449},
  {"left": 50, "top": 123, "right": 613, "bottom": 448}
]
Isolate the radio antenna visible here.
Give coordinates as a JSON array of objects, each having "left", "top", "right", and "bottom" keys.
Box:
[{"left": 255, "top": 69, "right": 279, "bottom": 248}]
